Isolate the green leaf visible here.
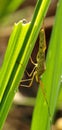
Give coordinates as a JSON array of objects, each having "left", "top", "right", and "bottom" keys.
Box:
[{"left": 0, "top": 21, "right": 29, "bottom": 102}]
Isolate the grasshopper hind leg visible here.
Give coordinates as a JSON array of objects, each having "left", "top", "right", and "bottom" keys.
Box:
[
  {"left": 40, "top": 80, "right": 52, "bottom": 122},
  {"left": 20, "top": 66, "right": 36, "bottom": 88}
]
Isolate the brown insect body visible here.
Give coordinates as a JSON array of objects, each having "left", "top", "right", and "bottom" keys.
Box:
[
  {"left": 20, "top": 28, "right": 51, "bottom": 119},
  {"left": 20, "top": 29, "right": 46, "bottom": 86},
  {"left": 35, "top": 29, "right": 46, "bottom": 82}
]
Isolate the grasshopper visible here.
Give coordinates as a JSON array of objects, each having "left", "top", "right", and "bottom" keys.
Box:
[
  {"left": 20, "top": 28, "right": 46, "bottom": 87},
  {"left": 20, "top": 19, "right": 46, "bottom": 87},
  {"left": 27, "top": 28, "right": 46, "bottom": 85},
  {"left": 20, "top": 28, "right": 51, "bottom": 119}
]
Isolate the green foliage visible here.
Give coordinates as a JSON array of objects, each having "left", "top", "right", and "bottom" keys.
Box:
[
  {"left": 0, "top": 0, "right": 51, "bottom": 129},
  {"left": 0, "top": 22, "right": 30, "bottom": 129},
  {"left": 0, "top": 0, "right": 62, "bottom": 130}
]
